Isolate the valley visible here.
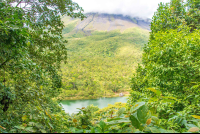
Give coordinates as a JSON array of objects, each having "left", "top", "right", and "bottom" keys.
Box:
[
  {"left": 1, "top": 0, "right": 200, "bottom": 133},
  {"left": 57, "top": 13, "right": 150, "bottom": 100}
]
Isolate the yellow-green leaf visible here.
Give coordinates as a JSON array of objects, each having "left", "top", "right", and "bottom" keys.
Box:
[
  {"left": 82, "top": 125, "right": 87, "bottom": 129},
  {"left": 27, "top": 41, "right": 31, "bottom": 46},
  {"left": 147, "top": 88, "right": 162, "bottom": 96},
  {"left": 22, "top": 115, "right": 27, "bottom": 121},
  {"left": 191, "top": 115, "right": 200, "bottom": 119},
  {"left": 147, "top": 88, "right": 157, "bottom": 93},
  {"left": 73, "top": 119, "right": 77, "bottom": 123},
  {"left": 45, "top": 110, "right": 52, "bottom": 120}
]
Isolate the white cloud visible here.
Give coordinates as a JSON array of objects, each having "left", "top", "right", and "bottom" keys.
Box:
[{"left": 72, "top": 0, "right": 181, "bottom": 19}]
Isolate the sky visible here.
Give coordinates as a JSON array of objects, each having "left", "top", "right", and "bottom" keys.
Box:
[{"left": 73, "top": 0, "right": 172, "bottom": 19}]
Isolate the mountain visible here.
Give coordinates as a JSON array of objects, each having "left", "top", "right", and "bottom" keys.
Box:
[
  {"left": 58, "top": 13, "right": 150, "bottom": 100},
  {"left": 62, "top": 12, "right": 151, "bottom": 36}
]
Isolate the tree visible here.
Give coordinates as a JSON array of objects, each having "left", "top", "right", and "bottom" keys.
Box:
[
  {"left": 185, "top": 0, "right": 200, "bottom": 32},
  {"left": 0, "top": 0, "right": 85, "bottom": 132},
  {"left": 130, "top": 0, "right": 200, "bottom": 112},
  {"left": 150, "top": 0, "right": 186, "bottom": 40}
]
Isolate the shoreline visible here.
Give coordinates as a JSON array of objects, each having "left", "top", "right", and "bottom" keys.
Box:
[{"left": 56, "top": 91, "right": 130, "bottom": 101}]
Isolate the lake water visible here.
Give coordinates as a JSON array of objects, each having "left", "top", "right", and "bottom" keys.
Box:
[{"left": 60, "top": 97, "right": 128, "bottom": 114}]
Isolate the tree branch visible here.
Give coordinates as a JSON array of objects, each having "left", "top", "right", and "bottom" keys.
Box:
[
  {"left": 22, "top": 2, "right": 29, "bottom": 9},
  {"left": 16, "top": 0, "right": 23, "bottom": 7},
  {"left": 0, "top": 58, "right": 10, "bottom": 69},
  {"left": 0, "top": 55, "right": 15, "bottom": 69}
]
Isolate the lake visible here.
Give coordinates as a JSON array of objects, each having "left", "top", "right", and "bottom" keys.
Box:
[{"left": 60, "top": 97, "right": 128, "bottom": 114}]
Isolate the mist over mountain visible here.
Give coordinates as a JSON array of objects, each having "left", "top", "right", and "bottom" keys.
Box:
[
  {"left": 62, "top": 12, "right": 151, "bottom": 37},
  {"left": 72, "top": 0, "right": 172, "bottom": 19},
  {"left": 83, "top": 12, "right": 151, "bottom": 30}
]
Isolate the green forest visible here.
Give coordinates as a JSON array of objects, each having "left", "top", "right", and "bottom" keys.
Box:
[
  {"left": 0, "top": 0, "right": 200, "bottom": 133},
  {"left": 57, "top": 27, "right": 149, "bottom": 100}
]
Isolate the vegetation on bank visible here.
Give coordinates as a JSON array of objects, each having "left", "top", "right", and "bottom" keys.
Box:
[
  {"left": 58, "top": 91, "right": 130, "bottom": 101},
  {"left": 0, "top": 0, "right": 200, "bottom": 133}
]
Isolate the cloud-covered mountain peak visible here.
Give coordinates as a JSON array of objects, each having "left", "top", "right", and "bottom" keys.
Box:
[{"left": 62, "top": 12, "right": 151, "bottom": 36}]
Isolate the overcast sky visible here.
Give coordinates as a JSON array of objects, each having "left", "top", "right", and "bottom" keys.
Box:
[{"left": 73, "top": 0, "right": 172, "bottom": 19}]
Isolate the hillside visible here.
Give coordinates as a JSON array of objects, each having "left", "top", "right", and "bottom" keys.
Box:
[{"left": 57, "top": 13, "right": 150, "bottom": 100}]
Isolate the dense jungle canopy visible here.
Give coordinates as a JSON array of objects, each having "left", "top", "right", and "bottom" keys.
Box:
[{"left": 0, "top": 0, "right": 200, "bottom": 133}]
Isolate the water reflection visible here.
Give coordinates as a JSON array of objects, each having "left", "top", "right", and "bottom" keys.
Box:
[{"left": 61, "top": 97, "right": 128, "bottom": 114}]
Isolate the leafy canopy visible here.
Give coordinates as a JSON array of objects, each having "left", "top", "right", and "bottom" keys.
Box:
[
  {"left": 130, "top": 0, "right": 200, "bottom": 113},
  {"left": 0, "top": 0, "right": 85, "bottom": 132}
]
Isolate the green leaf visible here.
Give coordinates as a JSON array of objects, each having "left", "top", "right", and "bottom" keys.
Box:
[
  {"left": 96, "top": 128, "right": 102, "bottom": 133},
  {"left": 107, "top": 118, "right": 130, "bottom": 126},
  {"left": 151, "top": 116, "right": 159, "bottom": 125},
  {"left": 147, "top": 88, "right": 162, "bottom": 96},
  {"left": 76, "top": 129, "right": 85, "bottom": 133},
  {"left": 107, "top": 117, "right": 122, "bottom": 122},
  {"left": 48, "top": 122, "right": 54, "bottom": 129},
  {"left": 149, "top": 127, "right": 161, "bottom": 133},
  {"left": 99, "top": 120, "right": 107, "bottom": 132},
  {"left": 28, "top": 122, "right": 35, "bottom": 126},
  {"left": 144, "top": 127, "right": 151, "bottom": 132},
  {"left": 162, "top": 96, "right": 177, "bottom": 100},
  {"left": 149, "top": 97, "right": 159, "bottom": 103},
  {"left": 90, "top": 127, "right": 95, "bottom": 133},
  {"left": 117, "top": 107, "right": 126, "bottom": 117},
  {"left": 14, "top": 126, "right": 25, "bottom": 130},
  {"left": 35, "top": 123, "right": 43, "bottom": 128},
  {"left": 186, "top": 124, "right": 197, "bottom": 129},
  {"left": 137, "top": 105, "right": 151, "bottom": 124},
  {"left": 10, "top": 129, "right": 17, "bottom": 132},
  {"left": 115, "top": 118, "right": 130, "bottom": 123},
  {"left": 158, "top": 128, "right": 171, "bottom": 133},
  {"left": 40, "top": 129, "right": 46, "bottom": 133},
  {"left": 130, "top": 102, "right": 146, "bottom": 113},
  {"left": 161, "top": 99, "right": 175, "bottom": 104},
  {"left": 25, "top": 127, "right": 36, "bottom": 132},
  {"left": 130, "top": 112, "right": 140, "bottom": 129}
]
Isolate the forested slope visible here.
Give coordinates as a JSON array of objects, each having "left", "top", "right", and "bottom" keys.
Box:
[{"left": 57, "top": 18, "right": 150, "bottom": 99}]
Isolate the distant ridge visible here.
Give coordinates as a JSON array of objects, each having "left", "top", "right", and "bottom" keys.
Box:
[
  {"left": 62, "top": 12, "right": 151, "bottom": 36},
  {"left": 85, "top": 12, "right": 151, "bottom": 30}
]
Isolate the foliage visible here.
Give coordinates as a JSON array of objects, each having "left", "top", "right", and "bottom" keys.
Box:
[
  {"left": 1, "top": 0, "right": 200, "bottom": 133},
  {"left": 57, "top": 27, "right": 149, "bottom": 100},
  {"left": 62, "top": 100, "right": 200, "bottom": 133},
  {"left": 129, "top": 0, "right": 200, "bottom": 133},
  {"left": 130, "top": 0, "right": 200, "bottom": 111},
  {"left": 0, "top": 0, "right": 85, "bottom": 132}
]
